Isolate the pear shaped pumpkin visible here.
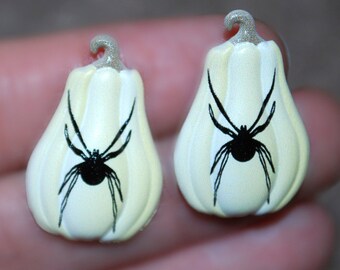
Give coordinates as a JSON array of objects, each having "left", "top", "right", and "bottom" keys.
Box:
[
  {"left": 175, "top": 10, "right": 309, "bottom": 217},
  {"left": 26, "top": 35, "right": 162, "bottom": 242}
]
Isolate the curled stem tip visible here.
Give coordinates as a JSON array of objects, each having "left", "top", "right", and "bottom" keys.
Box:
[
  {"left": 90, "top": 34, "right": 125, "bottom": 70},
  {"left": 224, "top": 10, "right": 264, "bottom": 45}
]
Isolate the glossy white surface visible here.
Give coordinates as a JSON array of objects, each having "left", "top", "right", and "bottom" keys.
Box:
[
  {"left": 175, "top": 40, "right": 309, "bottom": 217},
  {"left": 26, "top": 65, "right": 162, "bottom": 242}
]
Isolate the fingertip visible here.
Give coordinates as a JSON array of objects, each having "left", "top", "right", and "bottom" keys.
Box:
[{"left": 294, "top": 88, "right": 340, "bottom": 196}]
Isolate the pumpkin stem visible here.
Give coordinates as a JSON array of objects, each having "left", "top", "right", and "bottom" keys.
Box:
[
  {"left": 224, "top": 10, "right": 264, "bottom": 45},
  {"left": 90, "top": 34, "right": 125, "bottom": 70}
]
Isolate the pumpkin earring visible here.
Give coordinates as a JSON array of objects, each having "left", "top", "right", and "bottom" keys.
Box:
[
  {"left": 26, "top": 35, "right": 162, "bottom": 242},
  {"left": 174, "top": 10, "right": 309, "bottom": 217}
]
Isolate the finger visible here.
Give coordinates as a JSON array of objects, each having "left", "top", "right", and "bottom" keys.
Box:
[
  {"left": 0, "top": 170, "right": 333, "bottom": 269},
  {"left": 123, "top": 203, "right": 334, "bottom": 270},
  {"left": 294, "top": 88, "right": 340, "bottom": 197},
  {"left": 0, "top": 16, "right": 286, "bottom": 173}
]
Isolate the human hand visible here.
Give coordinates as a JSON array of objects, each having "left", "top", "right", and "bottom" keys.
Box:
[{"left": 0, "top": 16, "right": 339, "bottom": 269}]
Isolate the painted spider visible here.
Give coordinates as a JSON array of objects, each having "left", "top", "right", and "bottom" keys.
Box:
[
  {"left": 58, "top": 90, "right": 135, "bottom": 231},
  {"left": 208, "top": 69, "right": 276, "bottom": 206}
]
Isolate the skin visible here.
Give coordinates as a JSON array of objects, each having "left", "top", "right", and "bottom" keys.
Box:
[{"left": 0, "top": 16, "right": 338, "bottom": 269}]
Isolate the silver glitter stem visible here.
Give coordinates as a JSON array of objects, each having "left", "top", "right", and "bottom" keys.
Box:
[
  {"left": 90, "top": 34, "right": 125, "bottom": 70},
  {"left": 224, "top": 10, "right": 264, "bottom": 45}
]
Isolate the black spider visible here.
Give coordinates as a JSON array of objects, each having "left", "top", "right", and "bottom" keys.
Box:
[
  {"left": 208, "top": 69, "right": 276, "bottom": 206},
  {"left": 58, "top": 90, "right": 136, "bottom": 231}
]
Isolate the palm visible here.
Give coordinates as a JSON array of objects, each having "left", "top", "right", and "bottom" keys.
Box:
[{"left": 0, "top": 17, "right": 338, "bottom": 269}]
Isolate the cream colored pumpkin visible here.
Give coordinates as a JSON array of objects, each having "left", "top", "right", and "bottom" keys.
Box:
[
  {"left": 174, "top": 10, "right": 309, "bottom": 217},
  {"left": 26, "top": 35, "right": 162, "bottom": 242}
]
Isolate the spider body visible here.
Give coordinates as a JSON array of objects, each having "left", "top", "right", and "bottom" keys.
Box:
[
  {"left": 78, "top": 150, "right": 108, "bottom": 185},
  {"left": 58, "top": 90, "right": 135, "bottom": 231},
  {"left": 229, "top": 125, "right": 256, "bottom": 162},
  {"left": 208, "top": 69, "right": 276, "bottom": 206}
]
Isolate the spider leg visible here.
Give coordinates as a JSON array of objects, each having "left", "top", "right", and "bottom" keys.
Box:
[
  {"left": 106, "top": 166, "right": 123, "bottom": 202},
  {"left": 58, "top": 165, "right": 80, "bottom": 194},
  {"left": 250, "top": 101, "right": 276, "bottom": 137},
  {"left": 209, "top": 104, "right": 236, "bottom": 138},
  {"left": 107, "top": 176, "right": 118, "bottom": 232},
  {"left": 213, "top": 149, "right": 231, "bottom": 206},
  {"left": 207, "top": 70, "right": 240, "bottom": 133},
  {"left": 64, "top": 124, "right": 87, "bottom": 159},
  {"left": 106, "top": 167, "right": 123, "bottom": 231},
  {"left": 58, "top": 172, "right": 79, "bottom": 227},
  {"left": 103, "top": 130, "right": 132, "bottom": 162},
  {"left": 67, "top": 90, "right": 91, "bottom": 155},
  {"left": 254, "top": 140, "right": 275, "bottom": 173},
  {"left": 257, "top": 148, "right": 272, "bottom": 203},
  {"left": 210, "top": 141, "right": 232, "bottom": 174},
  {"left": 101, "top": 98, "right": 136, "bottom": 157},
  {"left": 259, "top": 143, "right": 275, "bottom": 173},
  {"left": 248, "top": 69, "right": 276, "bottom": 132}
]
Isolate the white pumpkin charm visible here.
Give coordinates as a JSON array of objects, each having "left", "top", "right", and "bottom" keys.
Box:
[
  {"left": 26, "top": 35, "right": 162, "bottom": 242},
  {"left": 174, "top": 10, "right": 309, "bottom": 217}
]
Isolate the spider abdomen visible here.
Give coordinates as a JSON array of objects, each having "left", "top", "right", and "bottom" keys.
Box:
[
  {"left": 231, "top": 139, "right": 256, "bottom": 162},
  {"left": 79, "top": 160, "right": 107, "bottom": 186}
]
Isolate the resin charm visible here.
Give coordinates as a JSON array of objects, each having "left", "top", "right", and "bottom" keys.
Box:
[
  {"left": 26, "top": 35, "right": 162, "bottom": 242},
  {"left": 174, "top": 10, "right": 309, "bottom": 217}
]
